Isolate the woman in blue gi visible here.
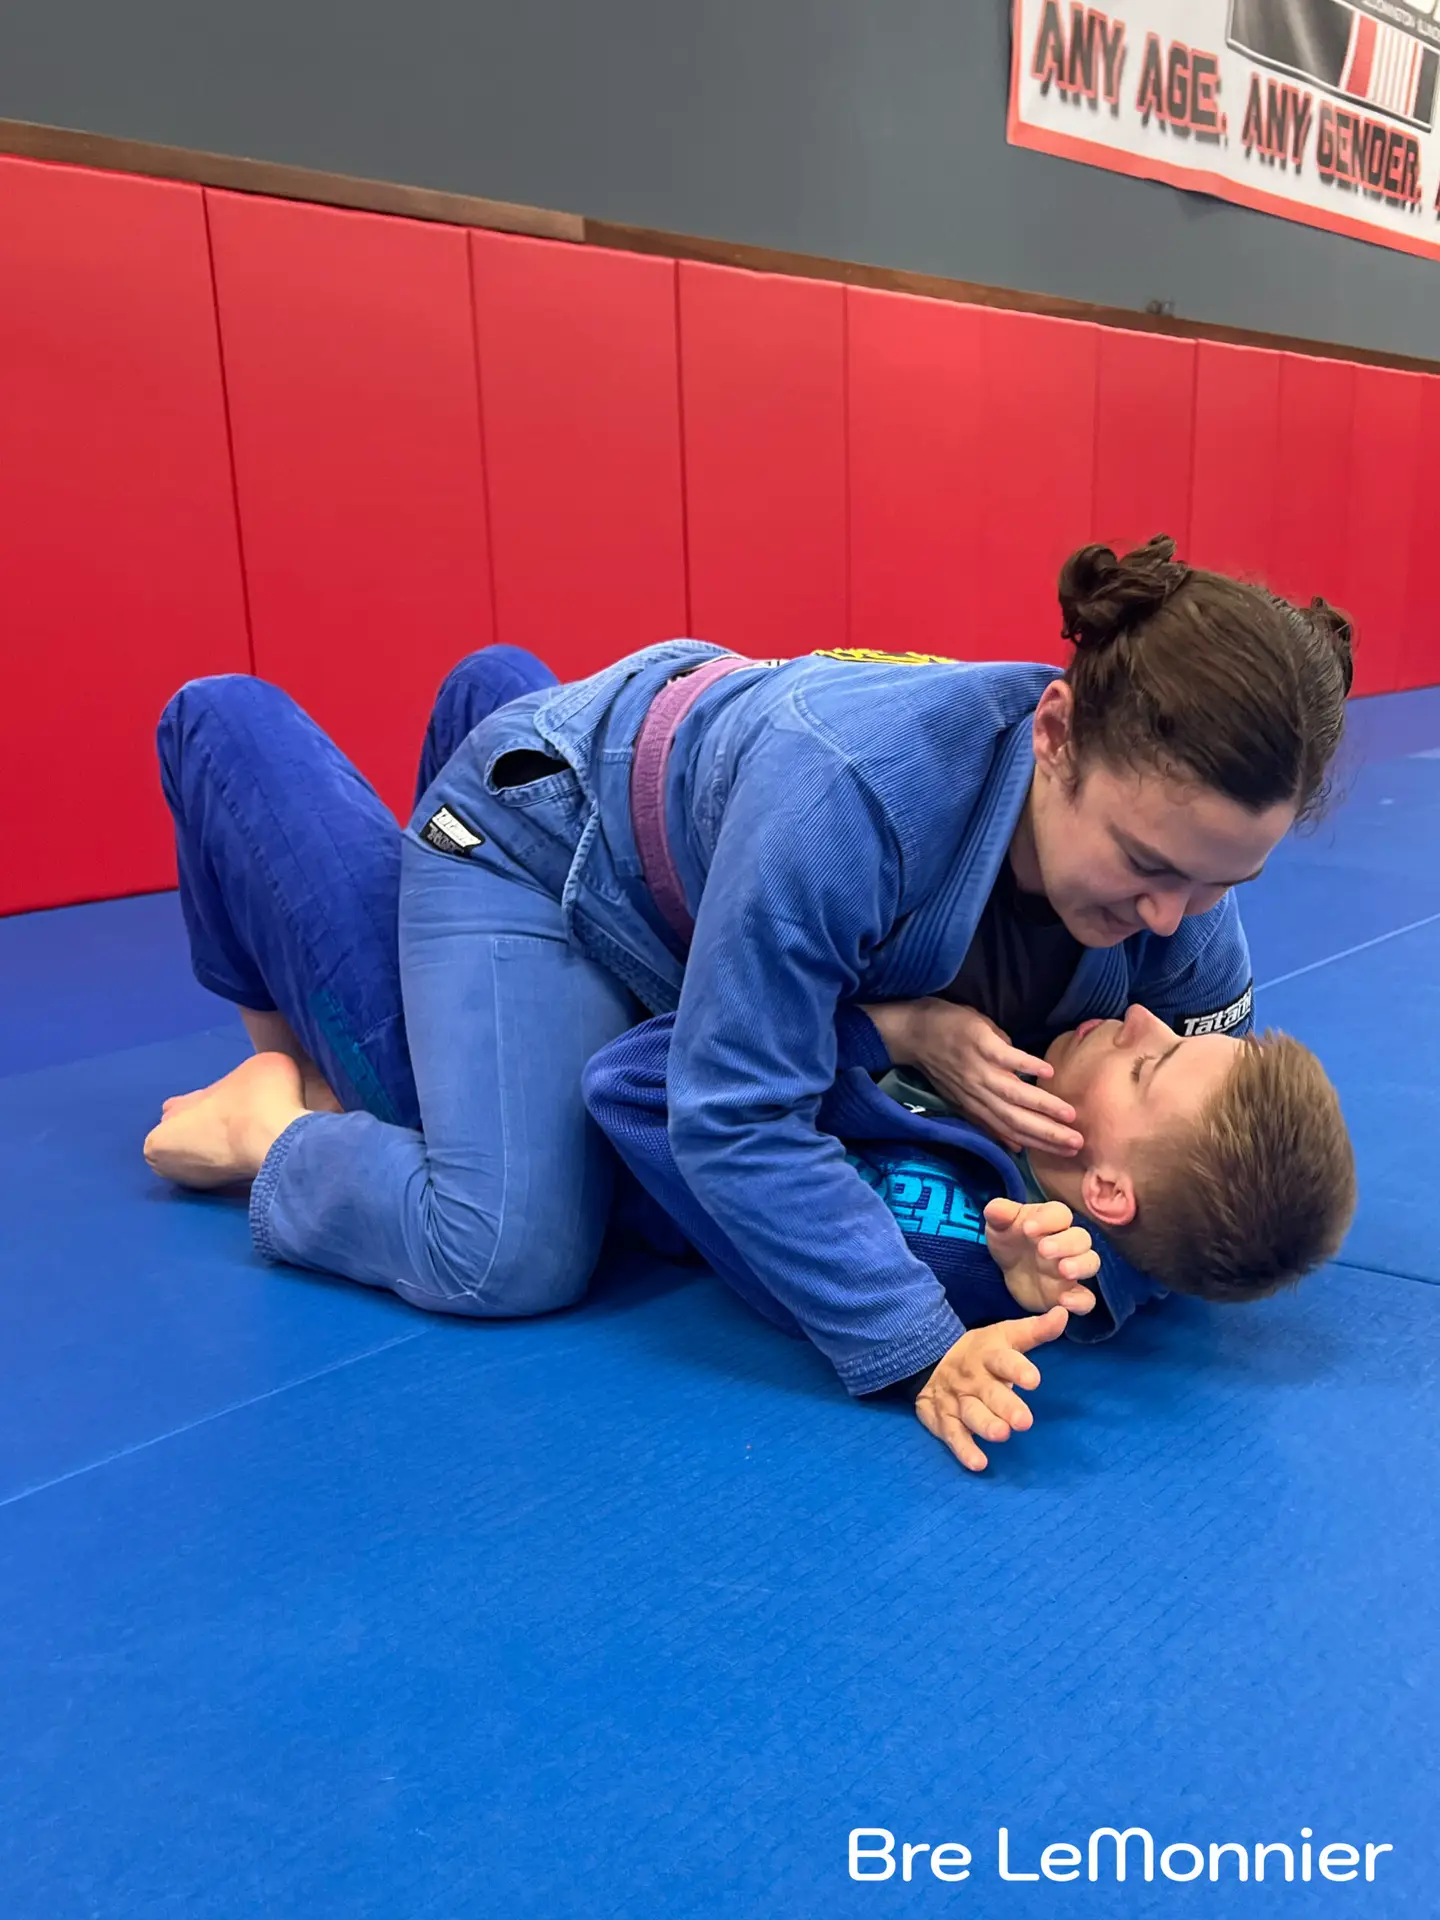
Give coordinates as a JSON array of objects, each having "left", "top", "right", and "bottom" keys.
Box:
[{"left": 145, "top": 536, "right": 1353, "bottom": 1468}]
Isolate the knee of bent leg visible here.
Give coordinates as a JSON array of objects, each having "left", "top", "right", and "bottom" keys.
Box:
[
  {"left": 486, "top": 1244, "right": 592, "bottom": 1318},
  {"left": 158, "top": 674, "right": 288, "bottom": 780},
  {"left": 418, "top": 1198, "right": 596, "bottom": 1320},
  {"left": 160, "top": 673, "right": 298, "bottom": 739},
  {"left": 158, "top": 675, "right": 321, "bottom": 821},
  {"left": 439, "top": 644, "right": 558, "bottom": 708}
]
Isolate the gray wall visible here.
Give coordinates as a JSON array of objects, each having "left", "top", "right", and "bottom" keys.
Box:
[{"left": 3, "top": 0, "right": 1437, "bottom": 358}]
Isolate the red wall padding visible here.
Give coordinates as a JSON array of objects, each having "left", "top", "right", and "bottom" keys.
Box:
[
  {"left": 1092, "top": 330, "right": 1195, "bottom": 560},
  {"left": 1346, "top": 366, "right": 1421, "bottom": 698},
  {"left": 847, "top": 287, "right": 986, "bottom": 659},
  {"left": 0, "top": 160, "right": 250, "bottom": 916},
  {"left": 1271, "top": 352, "right": 1357, "bottom": 614},
  {"left": 5, "top": 150, "right": 1440, "bottom": 916},
  {"left": 470, "top": 233, "right": 688, "bottom": 678},
  {"left": 679, "top": 262, "right": 847, "bottom": 658},
  {"left": 207, "top": 191, "right": 493, "bottom": 823},
  {"left": 975, "top": 309, "right": 1099, "bottom": 662},
  {"left": 1189, "top": 341, "right": 1281, "bottom": 584},
  {"left": 1399, "top": 374, "right": 1440, "bottom": 691}
]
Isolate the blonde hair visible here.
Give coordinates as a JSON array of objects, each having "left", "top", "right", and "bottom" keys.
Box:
[{"left": 1115, "top": 1031, "right": 1356, "bottom": 1301}]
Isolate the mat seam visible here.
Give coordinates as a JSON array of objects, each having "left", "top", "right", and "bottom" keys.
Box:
[
  {"left": 1257, "top": 906, "right": 1440, "bottom": 991},
  {"left": 1328, "top": 1256, "right": 1440, "bottom": 1290},
  {"left": 0, "top": 1327, "right": 434, "bottom": 1513},
  {"left": 0, "top": 1311, "right": 642, "bottom": 1514}
]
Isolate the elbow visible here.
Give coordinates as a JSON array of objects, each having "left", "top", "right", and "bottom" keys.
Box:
[
  {"left": 668, "top": 1096, "right": 738, "bottom": 1191},
  {"left": 667, "top": 1099, "right": 715, "bottom": 1174},
  {"left": 670, "top": 1087, "right": 801, "bottom": 1199}
]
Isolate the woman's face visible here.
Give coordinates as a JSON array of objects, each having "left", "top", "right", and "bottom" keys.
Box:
[{"left": 1021, "top": 681, "right": 1296, "bottom": 947}]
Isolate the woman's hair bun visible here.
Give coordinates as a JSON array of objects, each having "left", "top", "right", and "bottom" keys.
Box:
[
  {"left": 1305, "top": 594, "right": 1355, "bottom": 698},
  {"left": 1058, "top": 533, "right": 1191, "bottom": 650},
  {"left": 1267, "top": 590, "right": 1356, "bottom": 699}
]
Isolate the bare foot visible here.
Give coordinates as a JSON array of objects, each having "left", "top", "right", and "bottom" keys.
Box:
[
  {"left": 144, "top": 1053, "right": 308, "bottom": 1189},
  {"left": 300, "top": 1071, "right": 345, "bottom": 1115},
  {"left": 161, "top": 1071, "right": 343, "bottom": 1119},
  {"left": 240, "top": 1008, "right": 344, "bottom": 1114},
  {"left": 161, "top": 1084, "right": 217, "bottom": 1117}
]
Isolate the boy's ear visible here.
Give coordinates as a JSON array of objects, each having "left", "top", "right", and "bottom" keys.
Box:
[{"left": 1081, "top": 1163, "right": 1137, "bottom": 1229}]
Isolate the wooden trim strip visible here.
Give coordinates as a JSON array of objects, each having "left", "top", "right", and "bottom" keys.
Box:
[
  {"left": 0, "top": 117, "right": 583, "bottom": 242},
  {"left": 584, "top": 218, "right": 1440, "bottom": 376},
  {"left": 2, "top": 115, "right": 1435, "bottom": 374}
]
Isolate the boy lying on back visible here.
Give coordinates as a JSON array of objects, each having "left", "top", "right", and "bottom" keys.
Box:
[{"left": 583, "top": 999, "right": 1355, "bottom": 1471}]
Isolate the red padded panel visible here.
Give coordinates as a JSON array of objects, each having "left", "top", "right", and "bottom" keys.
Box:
[
  {"left": 1189, "top": 343, "right": 1281, "bottom": 584},
  {"left": 1346, "top": 366, "right": 1421, "bottom": 697},
  {"left": 847, "top": 288, "right": 986, "bottom": 659},
  {"left": 975, "top": 308, "right": 1099, "bottom": 663},
  {"left": 471, "top": 233, "right": 687, "bottom": 679},
  {"left": 208, "top": 191, "right": 491, "bottom": 822},
  {"left": 679, "top": 262, "right": 847, "bottom": 658},
  {"left": 0, "top": 159, "right": 249, "bottom": 915},
  {"left": 1092, "top": 329, "right": 1196, "bottom": 559},
  {"left": 1272, "top": 353, "right": 1357, "bottom": 615},
  {"left": 1399, "top": 374, "right": 1440, "bottom": 691}
]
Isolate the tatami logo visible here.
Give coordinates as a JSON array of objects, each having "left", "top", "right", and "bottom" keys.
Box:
[
  {"left": 1179, "top": 983, "right": 1254, "bottom": 1038},
  {"left": 420, "top": 805, "right": 484, "bottom": 856}
]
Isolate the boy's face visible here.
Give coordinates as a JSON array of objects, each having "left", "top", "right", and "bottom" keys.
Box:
[{"left": 1031, "top": 1003, "right": 1241, "bottom": 1229}]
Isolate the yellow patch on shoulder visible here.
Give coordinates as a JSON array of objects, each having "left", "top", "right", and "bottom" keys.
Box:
[{"left": 812, "top": 647, "right": 955, "bottom": 666}]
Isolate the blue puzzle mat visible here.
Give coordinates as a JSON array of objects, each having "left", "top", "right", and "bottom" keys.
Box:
[{"left": 2, "top": 688, "right": 1439, "bottom": 1917}]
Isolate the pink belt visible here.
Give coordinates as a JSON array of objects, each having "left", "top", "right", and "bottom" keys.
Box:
[{"left": 630, "top": 653, "right": 754, "bottom": 946}]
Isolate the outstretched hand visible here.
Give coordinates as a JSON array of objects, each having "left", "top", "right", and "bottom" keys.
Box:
[
  {"left": 984, "top": 1196, "right": 1098, "bottom": 1317},
  {"left": 915, "top": 1307, "right": 1069, "bottom": 1472}
]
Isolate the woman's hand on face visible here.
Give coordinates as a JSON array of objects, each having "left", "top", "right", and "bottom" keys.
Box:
[{"left": 896, "top": 1000, "right": 1084, "bottom": 1157}]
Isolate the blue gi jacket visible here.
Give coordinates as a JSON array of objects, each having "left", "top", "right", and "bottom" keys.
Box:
[
  {"left": 585, "top": 1006, "right": 1169, "bottom": 1374},
  {"left": 415, "top": 642, "right": 1253, "bottom": 1394}
]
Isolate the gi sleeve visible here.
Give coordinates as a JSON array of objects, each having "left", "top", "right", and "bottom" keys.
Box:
[
  {"left": 666, "top": 745, "right": 967, "bottom": 1396},
  {"left": 582, "top": 1014, "right": 807, "bottom": 1335},
  {"left": 1127, "top": 890, "right": 1255, "bottom": 1039}
]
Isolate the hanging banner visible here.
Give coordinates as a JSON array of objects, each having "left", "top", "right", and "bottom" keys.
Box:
[{"left": 1008, "top": 0, "right": 1440, "bottom": 262}]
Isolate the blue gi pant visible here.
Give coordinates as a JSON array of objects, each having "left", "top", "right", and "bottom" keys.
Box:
[{"left": 157, "top": 646, "right": 639, "bottom": 1316}]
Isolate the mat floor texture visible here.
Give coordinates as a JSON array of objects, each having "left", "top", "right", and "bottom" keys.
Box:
[{"left": 2, "top": 687, "right": 1438, "bottom": 1917}]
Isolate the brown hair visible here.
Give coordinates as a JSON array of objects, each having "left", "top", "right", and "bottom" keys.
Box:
[
  {"left": 1059, "top": 535, "right": 1354, "bottom": 824},
  {"left": 1114, "top": 1031, "right": 1357, "bottom": 1302}
]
